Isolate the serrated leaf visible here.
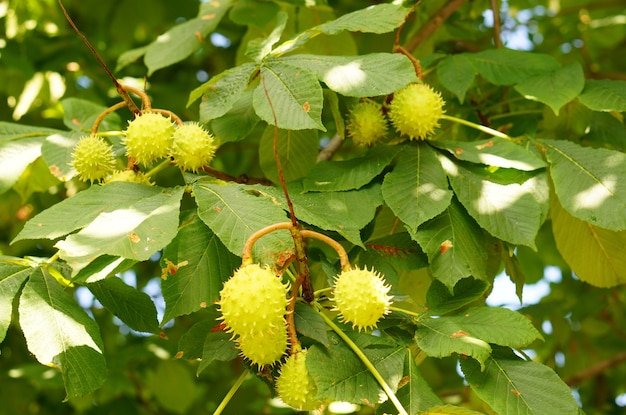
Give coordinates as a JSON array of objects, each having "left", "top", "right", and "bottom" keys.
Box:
[
  {"left": 18, "top": 268, "right": 106, "bottom": 397},
  {"left": 41, "top": 133, "right": 79, "bottom": 182},
  {"left": 0, "top": 122, "right": 59, "bottom": 194},
  {"left": 161, "top": 214, "right": 239, "bottom": 322},
  {"left": 144, "top": 0, "right": 233, "bottom": 75},
  {"left": 308, "top": 331, "right": 405, "bottom": 405},
  {"left": 431, "top": 139, "right": 547, "bottom": 171},
  {"left": 192, "top": 62, "right": 256, "bottom": 116},
  {"left": 294, "top": 302, "right": 329, "bottom": 346},
  {"left": 424, "top": 278, "right": 490, "bottom": 317},
  {"left": 514, "top": 62, "right": 585, "bottom": 115},
  {"left": 578, "top": 79, "right": 626, "bottom": 112},
  {"left": 469, "top": 49, "right": 560, "bottom": 86},
  {"left": 245, "top": 11, "right": 287, "bottom": 62},
  {"left": 416, "top": 307, "right": 542, "bottom": 369},
  {"left": 259, "top": 127, "right": 319, "bottom": 183},
  {"left": 382, "top": 143, "right": 453, "bottom": 232},
  {"left": 209, "top": 89, "right": 260, "bottom": 143},
  {"left": 253, "top": 62, "right": 325, "bottom": 131},
  {"left": 197, "top": 331, "right": 239, "bottom": 375},
  {"left": 14, "top": 182, "right": 164, "bottom": 242},
  {"left": 71, "top": 255, "right": 136, "bottom": 284},
  {"left": 303, "top": 145, "right": 399, "bottom": 192},
  {"left": 88, "top": 276, "right": 159, "bottom": 333},
  {"left": 264, "top": 182, "right": 383, "bottom": 247},
  {"left": 411, "top": 199, "right": 488, "bottom": 290},
  {"left": 443, "top": 158, "right": 542, "bottom": 248},
  {"left": 61, "top": 98, "right": 121, "bottom": 132},
  {"left": 55, "top": 186, "right": 184, "bottom": 269},
  {"left": 0, "top": 258, "right": 32, "bottom": 343},
  {"left": 281, "top": 53, "right": 417, "bottom": 97},
  {"left": 437, "top": 54, "right": 476, "bottom": 103},
  {"left": 551, "top": 196, "right": 626, "bottom": 287},
  {"left": 542, "top": 139, "right": 626, "bottom": 231},
  {"left": 177, "top": 319, "right": 217, "bottom": 361},
  {"left": 502, "top": 247, "right": 525, "bottom": 303},
  {"left": 377, "top": 351, "right": 442, "bottom": 415},
  {"left": 461, "top": 349, "right": 579, "bottom": 415},
  {"left": 192, "top": 182, "right": 291, "bottom": 260}
]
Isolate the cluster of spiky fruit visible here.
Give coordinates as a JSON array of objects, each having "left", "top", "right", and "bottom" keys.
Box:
[
  {"left": 345, "top": 83, "right": 445, "bottom": 144},
  {"left": 124, "top": 112, "right": 217, "bottom": 171},
  {"left": 332, "top": 267, "right": 393, "bottom": 331},
  {"left": 218, "top": 263, "right": 289, "bottom": 366}
]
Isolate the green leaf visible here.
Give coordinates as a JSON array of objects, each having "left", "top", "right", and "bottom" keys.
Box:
[
  {"left": 578, "top": 79, "right": 626, "bottom": 112},
  {"left": 161, "top": 214, "right": 239, "bottom": 322},
  {"left": 197, "top": 331, "right": 239, "bottom": 375},
  {"left": 264, "top": 182, "right": 383, "bottom": 247},
  {"left": 0, "top": 257, "right": 32, "bottom": 343},
  {"left": 424, "top": 278, "right": 490, "bottom": 317},
  {"left": 461, "top": 349, "right": 580, "bottom": 415},
  {"left": 209, "top": 89, "right": 260, "bottom": 143},
  {"left": 228, "top": 0, "right": 279, "bottom": 27},
  {"left": 71, "top": 255, "right": 136, "bottom": 284},
  {"left": 382, "top": 143, "right": 453, "bottom": 232},
  {"left": 416, "top": 307, "right": 542, "bottom": 369},
  {"left": 318, "top": 4, "right": 410, "bottom": 35},
  {"left": 192, "top": 182, "right": 291, "bottom": 260},
  {"left": 144, "top": 0, "right": 233, "bottom": 75},
  {"left": 294, "top": 302, "right": 329, "bottom": 347},
  {"left": 61, "top": 98, "right": 121, "bottom": 132},
  {"left": 245, "top": 11, "right": 287, "bottom": 62},
  {"left": 542, "top": 139, "right": 626, "bottom": 231},
  {"left": 378, "top": 351, "right": 443, "bottom": 415},
  {"left": 253, "top": 62, "right": 325, "bottom": 131},
  {"left": 55, "top": 186, "right": 184, "bottom": 269},
  {"left": 443, "top": 159, "right": 542, "bottom": 248},
  {"left": 0, "top": 122, "right": 59, "bottom": 194},
  {"left": 281, "top": 53, "right": 417, "bottom": 97},
  {"left": 192, "top": 62, "right": 256, "bottom": 116},
  {"left": 307, "top": 331, "right": 405, "bottom": 405},
  {"left": 259, "top": 127, "right": 319, "bottom": 183},
  {"left": 87, "top": 276, "right": 159, "bottom": 333},
  {"left": 514, "top": 62, "right": 585, "bottom": 115},
  {"left": 18, "top": 268, "right": 106, "bottom": 397},
  {"left": 420, "top": 405, "right": 486, "bottom": 415},
  {"left": 302, "top": 145, "right": 399, "bottom": 192},
  {"left": 469, "top": 49, "right": 560, "bottom": 86},
  {"left": 14, "top": 182, "right": 165, "bottom": 242},
  {"left": 177, "top": 319, "right": 217, "bottom": 360},
  {"left": 41, "top": 133, "right": 79, "bottom": 182},
  {"left": 411, "top": 199, "right": 488, "bottom": 290},
  {"left": 551, "top": 196, "right": 626, "bottom": 287},
  {"left": 502, "top": 247, "right": 525, "bottom": 303},
  {"left": 431, "top": 139, "right": 547, "bottom": 171},
  {"left": 145, "top": 360, "right": 200, "bottom": 414},
  {"left": 437, "top": 54, "right": 476, "bottom": 103}
]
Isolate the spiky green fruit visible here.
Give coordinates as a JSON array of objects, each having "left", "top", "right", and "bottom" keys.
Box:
[
  {"left": 276, "top": 349, "right": 322, "bottom": 410},
  {"left": 105, "top": 170, "right": 153, "bottom": 186},
  {"left": 169, "top": 123, "right": 217, "bottom": 172},
  {"left": 218, "top": 264, "right": 289, "bottom": 337},
  {"left": 346, "top": 101, "right": 387, "bottom": 145},
  {"left": 237, "top": 325, "right": 288, "bottom": 366},
  {"left": 124, "top": 112, "right": 175, "bottom": 164},
  {"left": 332, "top": 267, "right": 392, "bottom": 331},
  {"left": 388, "top": 83, "right": 445, "bottom": 140},
  {"left": 71, "top": 134, "right": 116, "bottom": 182}
]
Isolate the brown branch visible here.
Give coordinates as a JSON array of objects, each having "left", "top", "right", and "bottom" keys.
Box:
[
  {"left": 404, "top": 0, "right": 467, "bottom": 53},
  {"left": 200, "top": 166, "right": 273, "bottom": 186},
  {"left": 316, "top": 134, "right": 343, "bottom": 162},
  {"left": 490, "top": 0, "right": 503, "bottom": 48},
  {"left": 564, "top": 351, "right": 626, "bottom": 387}
]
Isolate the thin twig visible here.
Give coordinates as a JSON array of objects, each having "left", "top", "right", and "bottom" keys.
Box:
[
  {"left": 490, "top": 0, "right": 503, "bottom": 48},
  {"left": 200, "top": 166, "right": 273, "bottom": 186},
  {"left": 316, "top": 134, "right": 343, "bottom": 162},
  {"left": 404, "top": 0, "right": 467, "bottom": 53},
  {"left": 565, "top": 351, "right": 626, "bottom": 387}
]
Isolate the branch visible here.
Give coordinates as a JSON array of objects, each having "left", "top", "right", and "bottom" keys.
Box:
[
  {"left": 404, "top": 0, "right": 467, "bottom": 53},
  {"left": 316, "top": 134, "right": 343, "bottom": 162},
  {"left": 490, "top": 0, "right": 503, "bottom": 48},
  {"left": 564, "top": 351, "right": 626, "bottom": 387}
]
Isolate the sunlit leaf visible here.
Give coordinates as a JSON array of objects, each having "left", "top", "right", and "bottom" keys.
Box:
[
  {"left": 0, "top": 258, "right": 32, "bottom": 343},
  {"left": 192, "top": 62, "right": 257, "bottom": 117}
]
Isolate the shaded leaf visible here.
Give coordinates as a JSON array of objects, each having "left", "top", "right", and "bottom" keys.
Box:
[
  {"left": 88, "top": 276, "right": 159, "bottom": 333},
  {"left": 294, "top": 302, "right": 329, "bottom": 347},
  {"left": 437, "top": 54, "right": 476, "bottom": 103},
  {"left": 302, "top": 145, "right": 399, "bottom": 192},
  {"left": 424, "top": 278, "right": 490, "bottom": 317},
  {"left": 209, "top": 89, "right": 260, "bottom": 143},
  {"left": 514, "top": 63, "right": 585, "bottom": 115},
  {"left": 161, "top": 214, "right": 239, "bottom": 322},
  {"left": 61, "top": 98, "right": 121, "bottom": 132},
  {"left": 281, "top": 53, "right": 417, "bottom": 97},
  {"left": 461, "top": 349, "right": 579, "bottom": 415},
  {"left": 177, "top": 319, "right": 217, "bottom": 361},
  {"left": 578, "top": 79, "right": 626, "bottom": 112},
  {"left": 469, "top": 49, "right": 560, "bottom": 86},
  {"left": 551, "top": 196, "right": 626, "bottom": 287},
  {"left": 542, "top": 139, "right": 626, "bottom": 231},
  {"left": 382, "top": 143, "right": 453, "bottom": 232},
  {"left": 145, "top": 360, "right": 200, "bottom": 414},
  {"left": 253, "top": 62, "right": 325, "bottom": 131},
  {"left": 192, "top": 62, "right": 257, "bottom": 117},
  {"left": 197, "top": 331, "right": 239, "bottom": 375},
  {"left": 18, "top": 268, "right": 106, "bottom": 397},
  {"left": 0, "top": 257, "right": 32, "bottom": 343},
  {"left": 259, "top": 127, "right": 319, "bottom": 183}
]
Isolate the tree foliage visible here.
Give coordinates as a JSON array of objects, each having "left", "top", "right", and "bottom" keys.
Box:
[{"left": 1, "top": 0, "right": 626, "bottom": 414}]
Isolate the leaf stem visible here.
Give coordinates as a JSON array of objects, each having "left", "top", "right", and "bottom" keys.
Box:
[
  {"left": 442, "top": 114, "right": 512, "bottom": 140},
  {"left": 144, "top": 159, "right": 171, "bottom": 178},
  {"left": 317, "top": 310, "right": 408, "bottom": 415},
  {"left": 91, "top": 101, "right": 128, "bottom": 134},
  {"left": 389, "top": 306, "right": 422, "bottom": 318},
  {"left": 214, "top": 370, "right": 250, "bottom": 415}
]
